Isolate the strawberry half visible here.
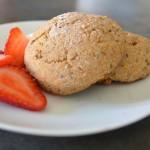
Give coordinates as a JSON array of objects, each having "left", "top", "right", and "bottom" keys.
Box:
[
  {"left": 0, "top": 50, "right": 4, "bottom": 54},
  {"left": 0, "top": 55, "right": 14, "bottom": 67},
  {"left": 0, "top": 66, "right": 47, "bottom": 111},
  {"left": 4, "top": 27, "right": 29, "bottom": 66}
]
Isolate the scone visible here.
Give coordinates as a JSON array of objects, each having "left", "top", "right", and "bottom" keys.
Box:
[
  {"left": 110, "top": 32, "right": 150, "bottom": 82},
  {"left": 25, "top": 12, "right": 124, "bottom": 95}
]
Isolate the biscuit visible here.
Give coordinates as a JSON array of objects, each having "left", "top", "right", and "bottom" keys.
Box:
[
  {"left": 25, "top": 12, "right": 124, "bottom": 95},
  {"left": 110, "top": 32, "right": 150, "bottom": 82}
]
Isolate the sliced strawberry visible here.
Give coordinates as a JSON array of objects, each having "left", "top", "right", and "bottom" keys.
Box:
[
  {"left": 0, "top": 66, "right": 47, "bottom": 111},
  {"left": 0, "top": 55, "right": 14, "bottom": 67},
  {"left": 4, "top": 27, "right": 29, "bottom": 66},
  {"left": 0, "top": 50, "right": 4, "bottom": 54}
]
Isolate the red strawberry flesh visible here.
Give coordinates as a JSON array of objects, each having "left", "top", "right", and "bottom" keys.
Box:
[
  {"left": 0, "top": 66, "right": 47, "bottom": 111},
  {"left": 0, "top": 55, "right": 14, "bottom": 67},
  {"left": 4, "top": 27, "right": 29, "bottom": 66}
]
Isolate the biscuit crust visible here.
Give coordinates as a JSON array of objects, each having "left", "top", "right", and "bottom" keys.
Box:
[
  {"left": 110, "top": 32, "right": 150, "bottom": 82},
  {"left": 25, "top": 12, "right": 124, "bottom": 95}
]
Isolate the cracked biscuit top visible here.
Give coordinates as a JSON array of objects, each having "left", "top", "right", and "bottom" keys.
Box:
[{"left": 25, "top": 12, "right": 124, "bottom": 95}]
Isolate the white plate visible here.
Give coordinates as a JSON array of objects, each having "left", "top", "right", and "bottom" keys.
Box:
[{"left": 0, "top": 21, "right": 150, "bottom": 137}]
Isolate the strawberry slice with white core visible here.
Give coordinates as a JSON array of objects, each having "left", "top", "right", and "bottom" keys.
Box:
[
  {"left": 0, "top": 66, "right": 47, "bottom": 111},
  {"left": 4, "top": 27, "right": 29, "bottom": 66}
]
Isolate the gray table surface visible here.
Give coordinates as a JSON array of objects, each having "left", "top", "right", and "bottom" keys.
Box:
[{"left": 0, "top": 0, "right": 150, "bottom": 149}]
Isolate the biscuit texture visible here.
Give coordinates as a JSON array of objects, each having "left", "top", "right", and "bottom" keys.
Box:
[
  {"left": 25, "top": 12, "right": 124, "bottom": 95},
  {"left": 110, "top": 32, "right": 150, "bottom": 82}
]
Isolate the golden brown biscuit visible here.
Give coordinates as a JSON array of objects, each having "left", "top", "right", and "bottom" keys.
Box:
[
  {"left": 25, "top": 12, "right": 124, "bottom": 95},
  {"left": 110, "top": 32, "right": 150, "bottom": 82}
]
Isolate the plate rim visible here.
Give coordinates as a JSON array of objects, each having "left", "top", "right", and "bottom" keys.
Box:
[
  {"left": 0, "top": 111, "right": 149, "bottom": 137},
  {"left": 0, "top": 20, "right": 47, "bottom": 26}
]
